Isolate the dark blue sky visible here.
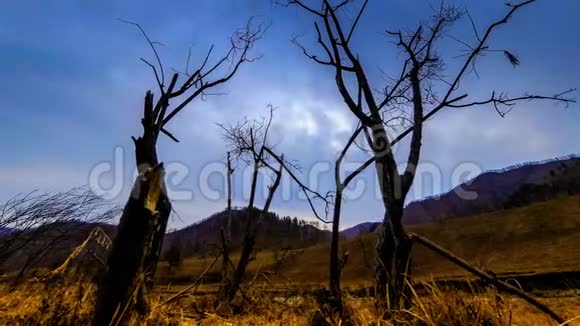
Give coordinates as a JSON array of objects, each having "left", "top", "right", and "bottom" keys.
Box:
[{"left": 1, "top": 0, "right": 578, "bottom": 229}]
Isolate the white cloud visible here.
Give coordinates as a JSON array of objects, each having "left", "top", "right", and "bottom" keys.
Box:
[
  {"left": 324, "top": 109, "right": 352, "bottom": 134},
  {"left": 283, "top": 104, "right": 319, "bottom": 136}
]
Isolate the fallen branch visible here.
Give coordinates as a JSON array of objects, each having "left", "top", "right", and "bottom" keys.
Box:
[{"left": 408, "top": 232, "right": 566, "bottom": 325}]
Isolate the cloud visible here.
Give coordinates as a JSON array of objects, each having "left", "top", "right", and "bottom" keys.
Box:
[
  {"left": 324, "top": 109, "right": 352, "bottom": 134},
  {"left": 279, "top": 103, "right": 319, "bottom": 136}
]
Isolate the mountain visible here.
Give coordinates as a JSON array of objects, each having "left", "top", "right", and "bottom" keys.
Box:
[
  {"left": 1, "top": 209, "right": 329, "bottom": 273},
  {"left": 162, "top": 208, "right": 330, "bottom": 258},
  {"left": 342, "top": 155, "right": 580, "bottom": 237},
  {"left": 7, "top": 155, "right": 580, "bottom": 270},
  {"left": 340, "top": 222, "right": 379, "bottom": 239},
  {"left": 503, "top": 158, "right": 580, "bottom": 208},
  {"left": 404, "top": 155, "right": 580, "bottom": 224}
]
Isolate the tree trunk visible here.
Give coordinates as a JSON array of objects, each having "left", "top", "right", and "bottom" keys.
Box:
[
  {"left": 132, "top": 122, "right": 172, "bottom": 289},
  {"left": 93, "top": 164, "right": 165, "bottom": 325},
  {"left": 375, "top": 204, "right": 413, "bottom": 313},
  {"left": 143, "top": 194, "right": 171, "bottom": 287},
  {"left": 94, "top": 91, "right": 173, "bottom": 324},
  {"left": 329, "top": 188, "right": 343, "bottom": 309},
  {"left": 217, "top": 153, "right": 234, "bottom": 310},
  {"left": 217, "top": 158, "right": 261, "bottom": 311},
  {"left": 227, "top": 226, "right": 256, "bottom": 302}
]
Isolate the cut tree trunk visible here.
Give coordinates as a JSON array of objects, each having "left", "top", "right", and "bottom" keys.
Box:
[
  {"left": 94, "top": 91, "right": 172, "bottom": 324},
  {"left": 143, "top": 196, "right": 171, "bottom": 287},
  {"left": 131, "top": 110, "right": 172, "bottom": 289},
  {"left": 93, "top": 164, "right": 165, "bottom": 325}
]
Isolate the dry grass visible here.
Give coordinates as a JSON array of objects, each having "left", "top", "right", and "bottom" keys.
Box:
[
  {"left": 411, "top": 194, "right": 580, "bottom": 278},
  {"left": 0, "top": 280, "right": 578, "bottom": 326},
  {"left": 272, "top": 194, "right": 580, "bottom": 287},
  {"left": 156, "top": 250, "right": 278, "bottom": 285},
  {"left": 2, "top": 195, "right": 578, "bottom": 324},
  {"left": 0, "top": 282, "right": 188, "bottom": 325}
]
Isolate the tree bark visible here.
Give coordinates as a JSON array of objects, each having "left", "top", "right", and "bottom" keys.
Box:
[
  {"left": 216, "top": 158, "right": 260, "bottom": 313},
  {"left": 218, "top": 153, "right": 234, "bottom": 308},
  {"left": 375, "top": 202, "right": 413, "bottom": 313},
  {"left": 226, "top": 220, "right": 256, "bottom": 302},
  {"left": 130, "top": 97, "right": 173, "bottom": 289},
  {"left": 132, "top": 133, "right": 172, "bottom": 288},
  {"left": 217, "top": 158, "right": 282, "bottom": 312},
  {"left": 93, "top": 164, "right": 165, "bottom": 325},
  {"left": 368, "top": 122, "right": 414, "bottom": 311},
  {"left": 329, "top": 188, "right": 343, "bottom": 308},
  {"left": 94, "top": 92, "right": 173, "bottom": 325}
]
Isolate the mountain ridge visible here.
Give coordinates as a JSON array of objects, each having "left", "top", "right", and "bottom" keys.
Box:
[{"left": 341, "top": 154, "right": 580, "bottom": 238}]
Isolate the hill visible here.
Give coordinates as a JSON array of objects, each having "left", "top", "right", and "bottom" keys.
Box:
[
  {"left": 404, "top": 155, "right": 580, "bottom": 224},
  {"left": 161, "top": 208, "right": 329, "bottom": 258},
  {"left": 278, "top": 194, "right": 580, "bottom": 287},
  {"left": 340, "top": 222, "right": 379, "bottom": 239},
  {"left": 341, "top": 155, "right": 580, "bottom": 237}
]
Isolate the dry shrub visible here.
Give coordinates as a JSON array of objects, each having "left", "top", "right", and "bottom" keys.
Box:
[
  {"left": 0, "top": 281, "right": 188, "bottom": 325},
  {"left": 404, "top": 286, "right": 513, "bottom": 326},
  {"left": 340, "top": 284, "right": 572, "bottom": 326}
]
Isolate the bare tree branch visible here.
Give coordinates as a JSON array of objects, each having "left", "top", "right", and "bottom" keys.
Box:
[
  {"left": 162, "top": 20, "right": 265, "bottom": 127},
  {"left": 119, "top": 19, "right": 166, "bottom": 92},
  {"left": 447, "top": 89, "right": 576, "bottom": 117}
]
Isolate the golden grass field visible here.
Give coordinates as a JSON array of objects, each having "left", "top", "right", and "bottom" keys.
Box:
[
  {"left": 158, "top": 194, "right": 580, "bottom": 288},
  {"left": 1, "top": 195, "right": 579, "bottom": 325},
  {"left": 1, "top": 281, "right": 579, "bottom": 325}
]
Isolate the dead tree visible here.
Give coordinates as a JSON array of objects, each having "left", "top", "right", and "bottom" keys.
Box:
[
  {"left": 276, "top": 0, "right": 575, "bottom": 312},
  {"left": 216, "top": 110, "right": 283, "bottom": 313},
  {"left": 216, "top": 107, "right": 331, "bottom": 313},
  {"left": 93, "top": 19, "right": 263, "bottom": 325}
]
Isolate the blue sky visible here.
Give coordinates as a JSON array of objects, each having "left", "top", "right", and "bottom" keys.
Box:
[{"left": 0, "top": 0, "right": 578, "bottom": 230}]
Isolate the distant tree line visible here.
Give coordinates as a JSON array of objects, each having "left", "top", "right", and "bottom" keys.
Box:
[{"left": 163, "top": 208, "right": 329, "bottom": 259}]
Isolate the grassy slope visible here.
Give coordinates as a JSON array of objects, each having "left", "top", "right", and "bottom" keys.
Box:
[
  {"left": 276, "top": 194, "right": 580, "bottom": 288},
  {"left": 159, "top": 194, "right": 580, "bottom": 289}
]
